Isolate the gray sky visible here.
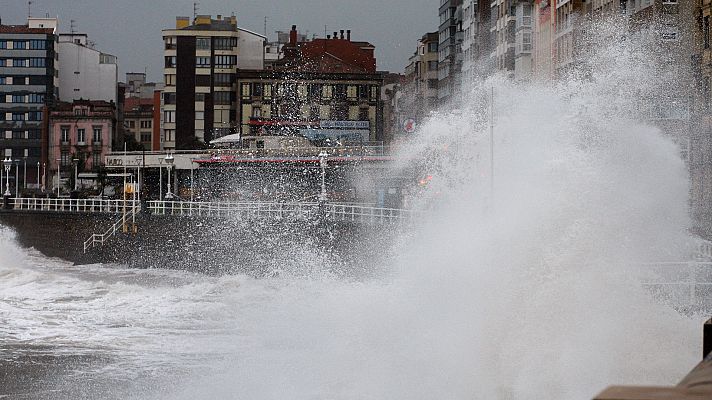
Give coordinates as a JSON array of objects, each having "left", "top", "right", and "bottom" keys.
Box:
[{"left": 2, "top": 0, "right": 435, "bottom": 81}]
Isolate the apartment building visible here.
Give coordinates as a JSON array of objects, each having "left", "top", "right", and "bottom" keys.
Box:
[
  {"left": 0, "top": 17, "right": 58, "bottom": 192},
  {"left": 162, "top": 15, "right": 265, "bottom": 150},
  {"left": 438, "top": 0, "right": 464, "bottom": 103},
  {"left": 48, "top": 100, "right": 115, "bottom": 191},
  {"left": 57, "top": 33, "right": 117, "bottom": 104},
  {"left": 236, "top": 26, "right": 383, "bottom": 145},
  {"left": 401, "top": 32, "right": 439, "bottom": 123}
]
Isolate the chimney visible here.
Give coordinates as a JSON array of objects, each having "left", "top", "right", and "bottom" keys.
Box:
[
  {"left": 176, "top": 16, "right": 190, "bottom": 29},
  {"left": 290, "top": 25, "right": 297, "bottom": 46},
  {"left": 347, "top": 30, "right": 351, "bottom": 41},
  {"left": 333, "top": 32, "right": 338, "bottom": 39},
  {"left": 340, "top": 30, "right": 344, "bottom": 39},
  {"left": 217, "top": 14, "right": 222, "bottom": 20},
  {"left": 326, "top": 34, "right": 331, "bottom": 39}
]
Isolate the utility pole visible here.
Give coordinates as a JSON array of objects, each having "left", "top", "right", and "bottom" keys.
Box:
[
  {"left": 28, "top": 1, "right": 32, "bottom": 18},
  {"left": 489, "top": 86, "right": 495, "bottom": 203}
]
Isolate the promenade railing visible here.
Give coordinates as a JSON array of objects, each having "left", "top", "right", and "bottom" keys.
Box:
[
  {"left": 83, "top": 203, "right": 140, "bottom": 253},
  {"left": 11, "top": 197, "right": 138, "bottom": 214}
]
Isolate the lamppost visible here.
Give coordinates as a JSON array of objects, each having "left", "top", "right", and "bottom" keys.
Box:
[
  {"left": 14, "top": 159, "right": 19, "bottom": 198},
  {"left": 22, "top": 157, "right": 26, "bottom": 192},
  {"left": 3, "top": 157, "right": 11, "bottom": 196},
  {"left": 55, "top": 158, "right": 62, "bottom": 197},
  {"left": 41, "top": 162, "right": 46, "bottom": 192},
  {"left": 164, "top": 153, "right": 175, "bottom": 200},
  {"left": 318, "top": 150, "right": 328, "bottom": 203},
  {"left": 36, "top": 161, "right": 40, "bottom": 191},
  {"left": 72, "top": 158, "right": 79, "bottom": 191}
]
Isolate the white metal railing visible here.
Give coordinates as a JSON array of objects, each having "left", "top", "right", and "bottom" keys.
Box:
[
  {"left": 11, "top": 197, "right": 138, "bottom": 214},
  {"left": 7, "top": 197, "right": 413, "bottom": 225},
  {"left": 640, "top": 261, "right": 712, "bottom": 310},
  {"left": 83, "top": 203, "right": 140, "bottom": 253},
  {"left": 147, "top": 200, "right": 412, "bottom": 224}
]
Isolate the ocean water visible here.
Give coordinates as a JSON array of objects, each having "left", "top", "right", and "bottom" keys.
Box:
[{"left": 0, "top": 19, "right": 707, "bottom": 400}]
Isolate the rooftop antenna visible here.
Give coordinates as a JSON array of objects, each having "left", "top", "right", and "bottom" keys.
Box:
[
  {"left": 263, "top": 16, "right": 267, "bottom": 37},
  {"left": 70, "top": 19, "right": 76, "bottom": 35},
  {"left": 28, "top": 1, "right": 32, "bottom": 18},
  {"left": 193, "top": 2, "right": 199, "bottom": 20}
]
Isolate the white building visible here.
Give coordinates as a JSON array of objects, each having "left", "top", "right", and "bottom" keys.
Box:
[{"left": 57, "top": 33, "right": 118, "bottom": 103}]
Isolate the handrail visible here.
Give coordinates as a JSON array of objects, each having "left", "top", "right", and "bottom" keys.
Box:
[
  {"left": 83, "top": 202, "right": 140, "bottom": 253},
  {"left": 11, "top": 197, "right": 138, "bottom": 214}
]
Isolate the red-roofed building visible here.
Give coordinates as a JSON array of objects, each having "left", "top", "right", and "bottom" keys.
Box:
[{"left": 236, "top": 26, "right": 385, "bottom": 145}]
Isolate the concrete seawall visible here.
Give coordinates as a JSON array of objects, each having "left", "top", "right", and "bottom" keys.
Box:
[{"left": 0, "top": 211, "right": 400, "bottom": 276}]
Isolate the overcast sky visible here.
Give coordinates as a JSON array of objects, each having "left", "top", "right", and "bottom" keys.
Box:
[{"left": 2, "top": 0, "right": 435, "bottom": 81}]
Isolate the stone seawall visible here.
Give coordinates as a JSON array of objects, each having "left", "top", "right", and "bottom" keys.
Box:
[{"left": 0, "top": 211, "right": 400, "bottom": 276}]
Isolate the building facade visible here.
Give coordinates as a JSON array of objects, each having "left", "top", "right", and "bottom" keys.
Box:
[
  {"left": 401, "top": 32, "right": 439, "bottom": 124},
  {"left": 48, "top": 100, "right": 115, "bottom": 191},
  {"left": 57, "top": 33, "right": 118, "bottom": 104},
  {"left": 438, "top": 0, "right": 464, "bottom": 103},
  {"left": 0, "top": 17, "right": 58, "bottom": 192},
  {"left": 235, "top": 26, "right": 383, "bottom": 145},
  {"left": 162, "top": 15, "right": 266, "bottom": 150}
]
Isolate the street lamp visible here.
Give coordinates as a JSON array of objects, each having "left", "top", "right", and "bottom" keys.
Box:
[
  {"left": 164, "top": 153, "right": 175, "bottom": 200},
  {"left": 72, "top": 158, "right": 79, "bottom": 191},
  {"left": 14, "top": 159, "right": 19, "bottom": 198},
  {"left": 318, "top": 150, "right": 328, "bottom": 203},
  {"left": 23, "top": 157, "right": 26, "bottom": 192},
  {"left": 3, "top": 157, "right": 11, "bottom": 196},
  {"left": 36, "top": 161, "right": 40, "bottom": 191}
]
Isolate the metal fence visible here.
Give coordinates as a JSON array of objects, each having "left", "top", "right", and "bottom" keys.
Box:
[{"left": 11, "top": 197, "right": 139, "bottom": 213}]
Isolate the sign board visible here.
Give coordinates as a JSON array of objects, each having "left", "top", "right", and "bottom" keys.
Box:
[
  {"left": 320, "top": 120, "right": 370, "bottom": 129},
  {"left": 402, "top": 118, "right": 417, "bottom": 134}
]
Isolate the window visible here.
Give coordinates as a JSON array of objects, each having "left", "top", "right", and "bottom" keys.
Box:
[
  {"left": 29, "top": 58, "right": 45, "bottom": 67},
  {"left": 428, "top": 42, "right": 438, "bottom": 52},
  {"left": 321, "top": 85, "right": 334, "bottom": 99},
  {"left": 0, "top": 41, "right": 6, "bottom": 49},
  {"left": 241, "top": 83, "right": 251, "bottom": 99},
  {"left": 214, "top": 55, "right": 236, "bottom": 67},
  {"left": 164, "top": 74, "right": 176, "bottom": 86},
  {"left": 13, "top": 41, "right": 26, "bottom": 49},
  {"left": 195, "top": 93, "right": 205, "bottom": 102},
  {"left": 28, "top": 111, "right": 42, "bottom": 121},
  {"left": 29, "top": 40, "right": 46, "bottom": 50},
  {"left": 93, "top": 127, "right": 102, "bottom": 142},
  {"left": 0, "top": 77, "right": 5, "bottom": 85},
  {"left": 196, "top": 56, "right": 211, "bottom": 67},
  {"left": 214, "top": 73, "right": 234, "bottom": 87},
  {"left": 264, "top": 83, "right": 272, "bottom": 99},
  {"left": 61, "top": 126, "right": 70, "bottom": 143},
  {"left": 165, "top": 56, "right": 176, "bottom": 68},
  {"left": 61, "top": 151, "right": 70, "bottom": 166},
  {"left": 12, "top": 95, "right": 25, "bottom": 103},
  {"left": 0, "top": 59, "right": 5, "bottom": 67},
  {"left": 428, "top": 60, "right": 438, "bottom": 71},
  {"left": 196, "top": 37, "right": 211, "bottom": 50},
  {"left": 140, "top": 120, "right": 152, "bottom": 129},
  {"left": 370, "top": 86, "right": 378, "bottom": 102},
  {"left": 92, "top": 152, "right": 102, "bottom": 167},
  {"left": 164, "top": 129, "right": 175, "bottom": 142},
  {"left": 358, "top": 85, "right": 369, "bottom": 100},
  {"left": 163, "top": 92, "right": 176, "bottom": 105},
  {"left": 163, "top": 111, "right": 175, "bottom": 123},
  {"left": 214, "top": 37, "right": 236, "bottom": 50},
  {"left": 253, "top": 83, "right": 263, "bottom": 97},
  {"left": 347, "top": 85, "right": 357, "bottom": 99},
  {"left": 12, "top": 130, "right": 24, "bottom": 139},
  {"left": 140, "top": 132, "right": 152, "bottom": 142},
  {"left": 29, "top": 93, "right": 44, "bottom": 103},
  {"left": 77, "top": 128, "right": 86, "bottom": 143},
  {"left": 27, "top": 130, "right": 40, "bottom": 140},
  {"left": 12, "top": 113, "right": 25, "bottom": 121},
  {"left": 128, "top": 120, "right": 135, "bottom": 128},
  {"left": 428, "top": 79, "right": 438, "bottom": 89},
  {"left": 195, "top": 74, "right": 211, "bottom": 86},
  {"left": 13, "top": 59, "right": 27, "bottom": 67},
  {"left": 195, "top": 111, "right": 204, "bottom": 120},
  {"left": 214, "top": 91, "right": 232, "bottom": 105}
]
